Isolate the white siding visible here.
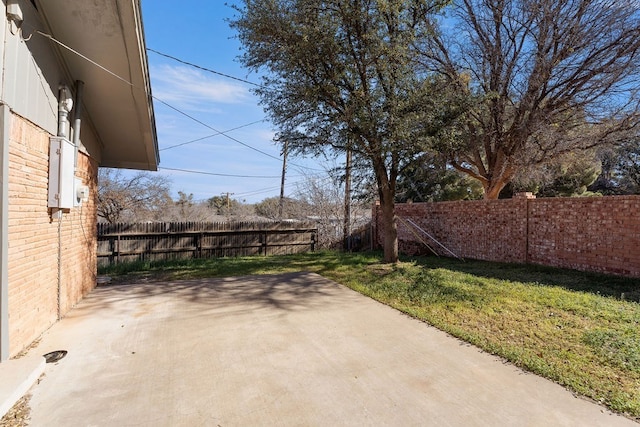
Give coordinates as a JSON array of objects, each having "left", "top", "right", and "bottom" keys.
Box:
[
  {"left": 1, "top": 0, "right": 102, "bottom": 161},
  {"left": 2, "top": 0, "right": 60, "bottom": 135}
]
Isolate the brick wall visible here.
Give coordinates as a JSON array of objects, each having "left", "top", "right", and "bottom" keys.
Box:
[
  {"left": 7, "top": 113, "right": 97, "bottom": 356},
  {"left": 527, "top": 196, "right": 640, "bottom": 277},
  {"left": 374, "top": 196, "right": 640, "bottom": 278}
]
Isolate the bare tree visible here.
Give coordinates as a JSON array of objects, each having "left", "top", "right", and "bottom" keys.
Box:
[
  {"left": 423, "top": 0, "right": 640, "bottom": 198},
  {"left": 254, "top": 196, "right": 310, "bottom": 220},
  {"left": 97, "top": 168, "right": 172, "bottom": 223},
  {"left": 292, "top": 163, "right": 372, "bottom": 249},
  {"left": 162, "top": 195, "right": 215, "bottom": 222},
  {"left": 294, "top": 174, "right": 345, "bottom": 249}
]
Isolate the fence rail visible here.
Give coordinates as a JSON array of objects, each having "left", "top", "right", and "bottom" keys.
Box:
[{"left": 97, "top": 221, "right": 317, "bottom": 267}]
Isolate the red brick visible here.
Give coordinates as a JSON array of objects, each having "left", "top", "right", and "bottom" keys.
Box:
[
  {"left": 374, "top": 195, "right": 640, "bottom": 278},
  {"left": 7, "top": 114, "right": 98, "bottom": 356}
]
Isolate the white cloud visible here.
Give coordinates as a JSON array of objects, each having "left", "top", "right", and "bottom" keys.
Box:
[{"left": 150, "top": 64, "right": 252, "bottom": 111}]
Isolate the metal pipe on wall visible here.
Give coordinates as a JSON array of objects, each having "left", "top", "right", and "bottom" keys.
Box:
[
  {"left": 57, "top": 85, "right": 73, "bottom": 139},
  {"left": 72, "top": 80, "right": 84, "bottom": 168}
]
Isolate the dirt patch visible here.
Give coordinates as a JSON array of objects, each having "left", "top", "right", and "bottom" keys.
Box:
[
  {"left": 0, "top": 394, "right": 31, "bottom": 427},
  {"left": 104, "top": 272, "right": 175, "bottom": 286},
  {"left": 14, "top": 338, "right": 41, "bottom": 360},
  {"left": 366, "top": 264, "right": 396, "bottom": 276}
]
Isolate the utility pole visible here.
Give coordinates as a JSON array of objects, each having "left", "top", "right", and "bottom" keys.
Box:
[
  {"left": 279, "top": 140, "right": 288, "bottom": 220},
  {"left": 343, "top": 147, "right": 352, "bottom": 251}
]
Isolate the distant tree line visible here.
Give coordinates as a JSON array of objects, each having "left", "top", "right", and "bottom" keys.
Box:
[
  {"left": 96, "top": 168, "right": 371, "bottom": 250},
  {"left": 395, "top": 141, "right": 640, "bottom": 202}
]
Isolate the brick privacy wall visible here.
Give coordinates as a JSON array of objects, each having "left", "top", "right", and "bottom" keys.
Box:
[
  {"left": 374, "top": 196, "right": 640, "bottom": 278},
  {"left": 383, "top": 200, "right": 527, "bottom": 263},
  {"left": 8, "top": 113, "right": 98, "bottom": 357},
  {"left": 528, "top": 196, "right": 640, "bottom": 277}
]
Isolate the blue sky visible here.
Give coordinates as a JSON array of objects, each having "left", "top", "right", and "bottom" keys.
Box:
[{"left": 140, "top": 1, "right": 325, "bottom": 204}]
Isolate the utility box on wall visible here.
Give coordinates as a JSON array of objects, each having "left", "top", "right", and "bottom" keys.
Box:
[
  {"left": 48, "top": 137, "right": 75, "bottom": 209},
  {"left": 74, "top": 177, "right": 89, "bottom": 207}
]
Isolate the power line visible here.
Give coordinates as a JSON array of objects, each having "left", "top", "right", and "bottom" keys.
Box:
[
  {"left": 190, "top": 185, "right": 283, "bottom": 203},
  {"left": 35, "top": 30, "right": 281, "bottom": 160},
  {"left": 151, "top": 97, "right": 287, "bottom": 162},
  {"left": 35, "top": 30, "right": 324, "bottom": 172},
  {"left": 147, "top": 48, "right": 262, "bottom": 87},
  {"left": 173, "top": 169, "right": 337, "bottom": 202},
  {"left": 234, "top": 185, "right": 290, "bottom": 198},
  {"left": 146, "top": 50, "right": 328, "bottom": 172},
  {"left": 234, "top": 173, "right": 337, "bottom": 199},
  {"left": 160, "top": 119, "right": 266, "bottom": 151},
  {"left": 37, "top": 30, "right": 133, "bottom": 87},
  {"left": 160, "top": 166, "right": 315, "bottom": 181},
  {"left": 34, "top": 30, "right": 343, "bottom": 203},
  {"left": 154, "top": 96, "right": 324, "bottom": 171},
  {"left": 159, "top": 166, "right": 283, "bottom": 179}
]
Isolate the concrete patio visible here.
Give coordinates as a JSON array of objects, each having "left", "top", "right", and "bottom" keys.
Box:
[{"left": 15, "top": 272, "right": 637, "bottom": 426}]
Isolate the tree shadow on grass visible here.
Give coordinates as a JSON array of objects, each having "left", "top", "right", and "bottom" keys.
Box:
[
  {"left": 101, "top": 251, "right": 349, "bottom": 282},
  {"left": 407, "top": 255, "right": 640, "bottom": 303},
  {"left": 406, "top": 268, "right": 490, "bottom": 306}
]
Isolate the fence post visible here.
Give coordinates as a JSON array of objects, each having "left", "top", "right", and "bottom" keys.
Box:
[
  {"left": 116, "top": 234, "right": 120, "bottom": 265},
  {"left": 262, "top": 231, "right": 268, "bottom": 256},
  {"left": 108, "top": 236, "right": 115, "bottom": 266},
  {"left": 311, "top": 231, "right": 316, "bottom": 252}
]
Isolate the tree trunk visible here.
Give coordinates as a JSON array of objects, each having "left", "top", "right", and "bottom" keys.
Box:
[
  {"left": 483, "top": 175, "right": 511, "bottom": 199},
  {"left": 483, "top": 183, "right": 503, "bottom": 199},
  {"left": 379, "top": 190, "right": 398, "bottom": 263}
]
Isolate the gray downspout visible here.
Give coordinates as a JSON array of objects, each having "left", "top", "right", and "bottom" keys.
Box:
[
  {"left": 0, "top": 103, "right": 9, "bottom": 361},
  {"left": 72, "top": 80, "right": 83, "bottom": 167}
]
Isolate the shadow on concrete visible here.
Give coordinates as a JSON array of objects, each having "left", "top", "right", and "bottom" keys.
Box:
[{"left": 71, "top": 272, "right": 359, "bottom": 322}]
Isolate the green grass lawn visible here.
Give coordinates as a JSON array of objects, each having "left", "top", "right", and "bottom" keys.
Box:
[{"left": 100, "top": 251, "right": 640, "bottom": 419}]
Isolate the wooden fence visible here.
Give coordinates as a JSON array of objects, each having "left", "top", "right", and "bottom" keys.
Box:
[{"left": 97, "top": 221, "right": 317, "bottom": 267}]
